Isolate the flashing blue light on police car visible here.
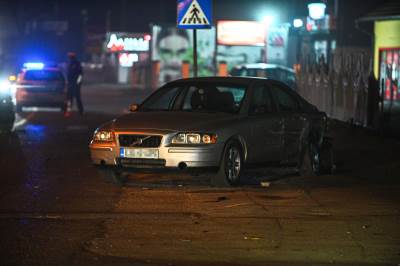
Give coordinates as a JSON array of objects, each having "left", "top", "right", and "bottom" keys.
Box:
[{"left": 23, "top": 62, "right": 45, "bottom": 69}]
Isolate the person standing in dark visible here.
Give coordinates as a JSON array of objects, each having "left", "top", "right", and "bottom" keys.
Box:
[
  {"left": 367, "top": 72, "right": 381, "bottom": 128},
  {"left": 66, "top": 52, "right": 84, "bottom": 115}
]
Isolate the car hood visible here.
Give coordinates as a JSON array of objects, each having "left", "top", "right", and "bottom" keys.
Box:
[{"left": 112, "top": 111, "right": 237, "bottom": 132}]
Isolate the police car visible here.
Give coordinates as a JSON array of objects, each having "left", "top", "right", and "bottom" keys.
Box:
[{"left": 15, "top": 62, "right": 66, "bottom": 112}]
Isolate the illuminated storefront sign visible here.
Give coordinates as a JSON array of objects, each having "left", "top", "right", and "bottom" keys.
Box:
[
  {"left": 106, "top": 33, "right": 151, "bottom": 52},
  {"left": 267, "top": 24, "right": 289, "bottom": 65},
  {"left": 379, "top": 48, "right": 400, "bottom": 101},
  {"left": 308, "top": 3, "right": 326, "bottom": 20},
  {"left": 306, "top": 15, "right": 331, "bottom": 32},
  {"left": 119, "top": 53, "right": 139, "bottom": 67},
  {"left": 374, "top": 20, "right": 400, "bottom": 79},
  {"left": 217, "top": 21, "right": 266, "bottom": 46}
]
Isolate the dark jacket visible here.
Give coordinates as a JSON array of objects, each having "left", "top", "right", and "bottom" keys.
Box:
[{"left": 67, "top": 59, "right": 83, "bottom": 85}]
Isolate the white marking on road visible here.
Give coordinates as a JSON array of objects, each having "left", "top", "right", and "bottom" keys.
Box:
[{"left": 13, "top": 113, "right": 35, "bottom": 129}]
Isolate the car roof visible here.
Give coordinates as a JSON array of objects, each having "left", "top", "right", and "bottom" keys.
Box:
[
  {"left": 170, "top": 76, "right": 270, "bottom": 85},
  {"left": 233, "top": 63, "right": 295, "bottom": 73}
]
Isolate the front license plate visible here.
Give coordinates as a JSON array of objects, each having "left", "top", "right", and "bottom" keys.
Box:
[{"left": 120, "top": 148, "right": 159, "bottom": 159}]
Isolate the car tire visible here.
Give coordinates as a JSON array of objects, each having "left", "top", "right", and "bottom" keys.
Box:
[
  {"left": 212, "top": 140, "right": 243, "bottom": 187},
  {"left": 319, "top": 137, "right": 336, "bottom": 175},
  {"left": 97, "top": 168, "right": 128, "bottom": 186},
  {"left": 298, "top": 141, "right": 320, "bottom": 177}
]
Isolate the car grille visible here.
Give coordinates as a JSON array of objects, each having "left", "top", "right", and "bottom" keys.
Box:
[
  {"left": 117, "top": 158, "right": 166, "bottom": 168},
  {"left": 118, "top": 134, "right": 162, "bottom": 147}
]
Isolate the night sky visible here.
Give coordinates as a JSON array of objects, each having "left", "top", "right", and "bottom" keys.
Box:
[{"left": 5, "top": 0, "right": 313, "bottom": 33}]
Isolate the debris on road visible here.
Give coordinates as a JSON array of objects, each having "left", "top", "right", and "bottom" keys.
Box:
[
  {"left": 244, "top": 236, "right": 262, "bottom": 240},
  {"left": 260, "top": 181, "right": 270, "bottom": 187},
  {"left": 222, "top": 203, "right": 251, "bottom": 208},
  {"left": 216, "top": 196, "right": 228, "bottom": 202}
]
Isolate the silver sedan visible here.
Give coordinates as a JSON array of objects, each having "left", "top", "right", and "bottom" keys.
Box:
[{"left": 89, "top": 77, "right": 329, "bottom": 186}]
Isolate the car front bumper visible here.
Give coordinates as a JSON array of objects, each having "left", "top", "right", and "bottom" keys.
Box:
[{"left": 89, "top": 142, "right": 224, "bottom": 169}]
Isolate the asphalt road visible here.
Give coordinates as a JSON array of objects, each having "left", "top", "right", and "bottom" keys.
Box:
[{"left": 0, "top": 84, "right": 399, "bottom": 265}]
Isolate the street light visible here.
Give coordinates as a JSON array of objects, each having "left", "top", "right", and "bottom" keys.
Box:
[
  {"left": 260, "top": 15, "right": 274, "bottom": 64},
  {"left": 308, "top": 3, "right": 326, "bottom": 20},
  {"left": 293, "top": 18, "right": 303, "bottom": 28},
  {"left": 262, "top": 15, "right": 274, "bottom": 26}
]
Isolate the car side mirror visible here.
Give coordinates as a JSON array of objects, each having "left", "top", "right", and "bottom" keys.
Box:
[{"left": 129, "top": 104, "right": 139, "bottom": 112}]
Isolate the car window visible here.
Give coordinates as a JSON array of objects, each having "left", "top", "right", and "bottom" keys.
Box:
[
  {"left": 287, "top": 71, "right": 295, "bottom": 83},
  {"left": 246, "top": 69, "right": 257, "bottom": 77},
  {"left": 266, "top": 69, "right": 279, "bottom": 80},
  {"left": 140, "top": 86, "right": 181, "bottom": 111},
  {"left": 298, "top": 95, "right": 318, "bottom": 113},
  {"left": 24, "top": 70, "right": 64, "bottom": 81},
  {"left": 256, "top": 69, "right": 266, "bottom": 78},
  {"left": 269, "top": 83, "right": 299, "bottom": 112},
  {"left": 230, "top": 67, "right": 246, "bottom": 77},
  {"left": 181, "top": 83, "right": 246, "bottom": 113},
  {"left": 249, "top": 84, "right": 274, "bottom": 115}
]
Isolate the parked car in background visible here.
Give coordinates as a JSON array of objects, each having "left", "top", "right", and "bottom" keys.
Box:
[
  {"left": 15, "top": 62, "right": 66, "bottom": 112},
  {"left": 90, "top": 77, "right": 331, "bottom": 186},
  {"left": 230, "top": 63, "right": 297, "bottom": 90}
]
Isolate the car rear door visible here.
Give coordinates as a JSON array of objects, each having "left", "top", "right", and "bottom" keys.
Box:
[
  {"left": 268, "top": 81, "right": 307, "bottom": 163},
  {"left": 246, "top": 82, "right": 284, "bottom": 163}
]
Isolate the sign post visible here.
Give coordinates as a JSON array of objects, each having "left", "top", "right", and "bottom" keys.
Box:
[
  {"left": 177, "top": 0, "right": 212, "bottom": 77},
  {"left": 193, "top": 29, "right": 198, "bottom": 77}
]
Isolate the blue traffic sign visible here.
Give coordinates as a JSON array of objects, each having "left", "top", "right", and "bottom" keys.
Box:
[{"left": 177, "top": 0, "right": 212, "bottom": 29}]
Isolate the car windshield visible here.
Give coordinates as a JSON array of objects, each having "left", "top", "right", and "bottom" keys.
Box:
[
  {"left": 24, "top": 70, "right": 64, "bottom": 81},
  {"left": 140, "top": 83, "right": 247, "bottom": 114}
]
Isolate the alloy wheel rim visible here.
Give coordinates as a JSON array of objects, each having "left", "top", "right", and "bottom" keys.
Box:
[{"left": 225, "top": 146, "right": 241, "bottom": 182}]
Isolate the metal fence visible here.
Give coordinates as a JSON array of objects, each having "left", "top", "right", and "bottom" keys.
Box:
[{"left": 296, "top": 48, "right": 373, "bottom": 126}]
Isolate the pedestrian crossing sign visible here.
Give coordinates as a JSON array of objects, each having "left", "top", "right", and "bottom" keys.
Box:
[{"left": 177, "top": 0, "right": 212, "bottom": 29}]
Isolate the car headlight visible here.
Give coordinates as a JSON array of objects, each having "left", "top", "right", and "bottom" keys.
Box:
[
  {"left": 93, "top": 130, "right": 114, "bottom": 142},
  {"left": 0, "top": 81, "right": 10, "bottom": 95},
  {"left": 171, "top": 133, "right": 217, "bottom": 144}
]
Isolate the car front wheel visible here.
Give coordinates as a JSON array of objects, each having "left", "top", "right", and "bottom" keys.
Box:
[
  {"left": 212, "top": 141, "right": 243, "bottom": 186},
  {"left": 298, "top": 141, "right": 321, "bottom": 177}
]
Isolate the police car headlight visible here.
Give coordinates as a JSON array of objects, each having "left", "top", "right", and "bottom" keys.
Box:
[{"left": 0, "top": 81, "right": 10, "bottom": 95}]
